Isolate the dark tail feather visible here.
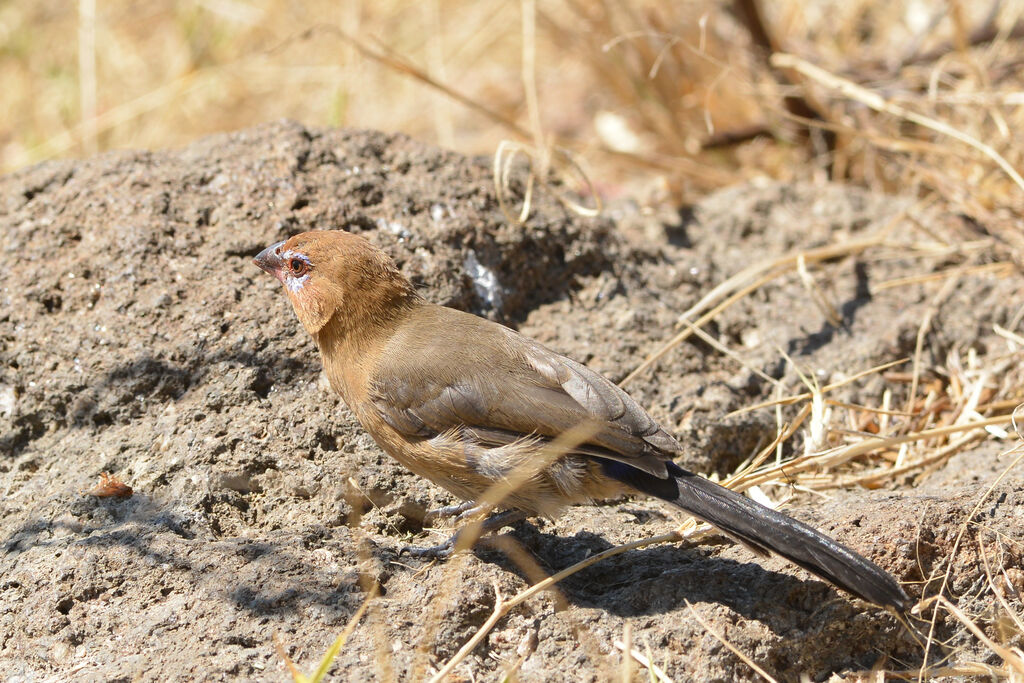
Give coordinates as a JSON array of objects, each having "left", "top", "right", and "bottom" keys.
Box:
[{"left": 601, "top": 459, "right": 909, "bottom": 611}]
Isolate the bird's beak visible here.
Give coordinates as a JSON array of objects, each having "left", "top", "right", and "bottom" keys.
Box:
[{"left": 253, "top": 241, "right": 286, "bottom": 276}]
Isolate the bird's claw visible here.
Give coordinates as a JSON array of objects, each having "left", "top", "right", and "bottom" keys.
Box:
[
  {"left": 408, "top": 503, "right": 485, "bottom": 559},
  {"left": 401, "top": 509, "right": 527, "bottom": 561},
  {"left": 400, "top": 536, "right": 457, "bottom": 559},
  {"left": 422, "top": 501, "right": 478, "bottom": 526}
]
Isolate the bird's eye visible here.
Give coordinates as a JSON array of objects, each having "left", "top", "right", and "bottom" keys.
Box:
[{"left": 289, "top": 258, "right": 309, "bottom": 276}]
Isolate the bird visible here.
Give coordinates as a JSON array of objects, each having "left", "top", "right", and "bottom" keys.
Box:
[{"left": 253, "top": 229, "right": 909, "bottom": 611}]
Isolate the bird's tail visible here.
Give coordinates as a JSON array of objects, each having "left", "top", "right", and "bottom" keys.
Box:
[{"left": 601, "top": 459, "right": 909, "bottom": 610}]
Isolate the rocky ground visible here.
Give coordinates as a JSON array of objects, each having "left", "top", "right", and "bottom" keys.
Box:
[{"left": 1, "top": 121, "right": 1022, "bottom": 681}]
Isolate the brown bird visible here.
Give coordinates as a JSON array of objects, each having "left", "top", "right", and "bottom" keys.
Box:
[{"left": 254, "top": 229, "right": 908, "bottom": 610}]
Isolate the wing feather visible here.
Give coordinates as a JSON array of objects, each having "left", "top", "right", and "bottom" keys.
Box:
[{"left": 367, "top": 306, "right": 682, "bottom": 479}]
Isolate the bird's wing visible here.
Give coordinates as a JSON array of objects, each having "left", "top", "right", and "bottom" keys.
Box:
[{"left": 366, "top": 308, "right": 681, "bottom": 478}]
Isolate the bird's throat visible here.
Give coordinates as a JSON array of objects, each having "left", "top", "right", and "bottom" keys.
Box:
[{"left": 313, "top": 295, "right": 421, "bottom": 407}]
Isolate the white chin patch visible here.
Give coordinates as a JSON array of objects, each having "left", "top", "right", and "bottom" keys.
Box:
[{"left": 285, "top": 273, "right": 309, "bottom": 292}]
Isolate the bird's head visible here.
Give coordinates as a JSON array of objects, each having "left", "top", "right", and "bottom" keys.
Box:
[{"left": 254, "top": 230, "right": 417, "bottom": 337}]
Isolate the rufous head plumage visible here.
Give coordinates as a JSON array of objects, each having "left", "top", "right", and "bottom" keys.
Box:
[{"left": 254, "top": 230, "right": 417, "bottom": 336}]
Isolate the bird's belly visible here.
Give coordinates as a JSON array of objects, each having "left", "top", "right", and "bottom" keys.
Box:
[{"left": 359, "top": 416, "right": 627, "bottom": 517}]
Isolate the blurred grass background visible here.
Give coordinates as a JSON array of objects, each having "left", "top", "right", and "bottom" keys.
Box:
[{"left": 2, "top": 0, "right": 1023, "bottom": 209}]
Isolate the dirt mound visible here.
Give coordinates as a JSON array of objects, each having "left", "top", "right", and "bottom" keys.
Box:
[{"left": 1, "top": 121, "right": 1020, "bottom": 680}]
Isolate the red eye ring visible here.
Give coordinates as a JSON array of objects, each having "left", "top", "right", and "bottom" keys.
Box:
[{"left": 288, "top": 258, "right": 309, "bottom": 276}]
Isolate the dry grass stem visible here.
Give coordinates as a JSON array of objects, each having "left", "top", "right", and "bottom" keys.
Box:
[
  {"left": 726, "top": 408, "right": 809, "bottom": 488},
  {"left": 733, "top": 414, "right": 1012, "bottom": 492},
  {"left": 874, "top": 261, "right": 1015, "bottom": 291},
  {"left": 849, "top": 663, "right": 1013, "bottom": 680},
  {"left": 836, "top": 431, "right": 985, "bottom": 489},
  {"left": 504, "top": 530, "right": 683, "bottom": 611},
  {"left": 979, "top": 536, "right": 1024, "bottom": 636},
  {"left": 454, "top": 420, "right": 604, "bottom": 553},
  {"left": 619, "top": 622, "right": 634, "bottom": 682},
  {"left": 677, "top": 315, "right": 782, "bottom": 388},
  {"left": 918, "top": 444, "right": 1024, "bottom": 681},
  {"left": 277, "top": 584, "right": 379, "bottom": 683},
  {"left": 994, "top": 324, "right": 1024, "bottom": 348},
  {"left": 411, "top": 551, "right": 471, "bottom": 681},
  {"left": 612, "top": 638, "right": 675, "bottom": 683},
  {"left": 906, "top": 275, "right": 961, "bottom": 416},
  {"left": 771, "top": 52, "right": 1024, "bottom": 192},
  {"left": 426, "top": 579, "right": 506, "bottom": 683},
  {"left": 317, "top": 24, "right": 530, "bottom": 139},
  {"left": 674, "top": 233, "right": 894, "bottom": 331},
  {"left": 796, "top": 253, "right": 842, "bottom": 327},
  {"left": 934, "top": 595, "right": 1024, "bottom": 677},
  {"left": 621, "top": 231, "right": 896, "bottom": 387},
  {"left": 620, "top": 266, "right": 784, "bottom": 387},
  {"left": 684, "top": 600, "right": 779, "bottom": 683},
  {"left": 728, "top": 358, "right": 908, "bottom": 416},
  {"left": 428, "top": 531, "right": 683, "bottom": 682},
  {"left": 493, "top": 140, "right": 601, "bottom": 226}
]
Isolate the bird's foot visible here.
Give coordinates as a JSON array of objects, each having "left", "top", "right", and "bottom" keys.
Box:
[
  {"left": 400, "top": 535, "right": 457, "bottom": 560},
  {"left": 400, "top": 509, "right": 527, "bottom": 560},
  {"left": 422, "top": 501, "right": 478, "bottom": 526}
]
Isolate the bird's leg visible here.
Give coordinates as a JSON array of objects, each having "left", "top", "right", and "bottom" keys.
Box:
[
  {"left": 401, "top": 509, "right": 527, "bottom": 559},
  {"left": 422, "top": 500, "right": 478, "bottom": 526}
]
